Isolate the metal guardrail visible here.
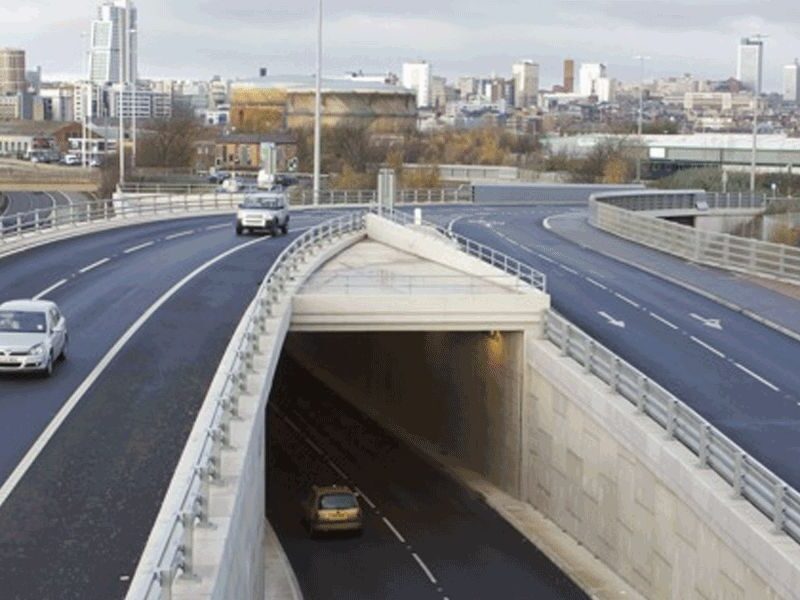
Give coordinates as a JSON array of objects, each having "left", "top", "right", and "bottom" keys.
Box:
[
  {"left": 544, "top": 310, "right": 800, "bottom": 545},
  {"left": 127, "top": 212, "right": 367, "bottom": 600},
  {"left": 590, "top": 190, "right": 800, "bottom": 283},
  {"left": 380, "top": 208, "right": 547, "bottom": 293}
]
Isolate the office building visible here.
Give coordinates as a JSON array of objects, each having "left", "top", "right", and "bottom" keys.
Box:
[
  {"left": 578, "top": 63, "right": 614, "bottom": 101},
  {"left": 402, "top": 61, "right": 432, "bottom": 108},
  {"left": 0, "top": 48, "right": 26, "bottom": 95},
  {"left": 89, "top": 1, "right": 138, "bottom": 85},
  {"left": 737, "top": 37, "right": 763, "bottom": 93},
  {"left": 563, "top": 59, "right": 575, "bottom": 93},
  {"left": 40, "top": 86, "right": 76, "bottom": 121},
  {"left": 512, "top": 60, "right": 539, "bottom": 108},
  {"left": 783, "top": 60, "right": 800, "bottom": 104}
]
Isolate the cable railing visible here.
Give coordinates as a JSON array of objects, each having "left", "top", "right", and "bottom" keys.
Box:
[
  {"left": 544, "top": 310, "right": 800, "bottom": 545},
  {"left": 126, "top": 211, "right": 367, "bottom": 600}
]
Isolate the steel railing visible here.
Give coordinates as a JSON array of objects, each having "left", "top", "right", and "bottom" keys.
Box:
[
  {"left": 379, "top": 207, "right": 547, "bottom": 293},
  {"left": 543, "top": 310, "right": 800, "bottom": 545},
  {"left": 590, "top": 190, "right": 800, "bottom": 283},
  {"left": 127, "top": 211, "right": 367, "bottom": 600}
]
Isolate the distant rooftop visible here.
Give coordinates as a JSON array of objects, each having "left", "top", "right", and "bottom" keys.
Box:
[
  {"left": 232, "top": 75, "right": 414, "bottom": 96},
  {"left": 0, "top": 121, "right": 79, "bottom": 137}
]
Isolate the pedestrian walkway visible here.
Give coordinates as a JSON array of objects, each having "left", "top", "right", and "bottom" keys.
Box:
[{"left": 547, "top": 212, "right": 800, "bottom": 341}]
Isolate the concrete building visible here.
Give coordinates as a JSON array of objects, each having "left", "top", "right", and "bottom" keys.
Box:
[
  {"left": 783, "top": 60, "right": 800, "bottom": 104},
  {"left": 0, "top": 48, "right": 26, "bottom": 95},
  {"left": 457, "top": 77, "right": 479, "bottom": 100},
  {"left": 737, "top": 37, "right": 763, "bottom": 93},
  {"left": 89, "top": 1, "right": 138, "bottom": 85},
  {"left": 214, "top": 132, "right": 296, "bottom": 171},
  {"left": 563, "top": 59, "right": 575, "bottom": 93},
  {"left": 0, "top": 121, "right": 82, "bottom": 157},
  {"left": 109, "top": 84, "right": 172, "bottom": 120},
  {"left": 578, "top": 63, "right": 614, "bottom": 101},
  {"left": 512, "top": 60, "right": 539, "bottom": 108},
  {"left": 39, "top": 86, "right": 76, "bottom": 121},
  {"left": 431, "top": 76, "right": 448, "bottom": 110},
  {"left": 229, "top": 76, "right": 417, "bottom": 133},
  {"left": 0, "top": 93, "right": 33, "bottom": 120},
  {"left": 402, "top": 61, "right": 432, "bottom": 109}
]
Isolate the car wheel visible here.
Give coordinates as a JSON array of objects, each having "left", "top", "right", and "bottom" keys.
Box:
[
  {"left": 236, "top": 225, "right": 243, "bottom": 236},
  {"left": 281, "top": 222, "right": 289, "bottom": 235},
  {"left": 59, "top": 336, "right": 68, "bottom": 361},
  {"left": 42, "top": 353, "right": 54, "bottom": 378},
  {"left": 270, "top": 223, "right": 279, "bottom": 237}
]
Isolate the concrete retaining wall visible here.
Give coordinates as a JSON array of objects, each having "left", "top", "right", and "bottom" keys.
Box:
[{"left": 474, "top": 183, "right": 645, "bottom": 205}]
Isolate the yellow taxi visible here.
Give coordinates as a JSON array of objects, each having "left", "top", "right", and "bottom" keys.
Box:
[{"left": 303, "top": 485, "right": 363, "bottom": 536}]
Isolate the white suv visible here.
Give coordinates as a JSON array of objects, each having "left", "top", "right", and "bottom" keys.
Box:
[
  {"left": 0, "top": 299, "right": 68, "bottom": 377},
  {"left": 235, "top": 192, "right": 290, "bottom": 236}
]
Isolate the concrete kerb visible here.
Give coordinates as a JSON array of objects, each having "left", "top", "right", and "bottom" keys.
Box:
[
  {"left": 264, "top": 520, "right": 303, "bottom": 600},
  {"left": 128, "top": 225, "right": 366, "bottom": 600},
  {"left": 547, "top": 215, "right": 800, "bottom": 345}
]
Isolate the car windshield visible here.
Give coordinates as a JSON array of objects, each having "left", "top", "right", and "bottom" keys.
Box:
[
  {"left": 242, "top": 197, "right": 283, "bottom": 210},
  {"left": 318, "top": 493, "right": 358, "bottom": 510},
  {"left": 0, "top": 310, "right": 47, "bottom": 333}
]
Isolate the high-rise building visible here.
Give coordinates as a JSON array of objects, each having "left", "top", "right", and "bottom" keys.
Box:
[
  {"left": 783, "top": 60, "right": 800, "bottom": 104},
  {"left": 512, "top": 60, "right": 539, "bottom": 108},
  {"left": 402, "top": 61, "right": 432, "bottom": 108},
  {"left": 563, "top": 59, "right": 575, "bottom": 93},
  {"left": 737, "top": 37, "right": 763, "bottom": 93},
  {"left": 0, "top": 48, "right": 26, "bottom": 95},
  {"left": 88, "top": 1, "right": 138, "bottom": 85},
  {"left": 579, "top": 63, "right": 606, "bottom": 97}
]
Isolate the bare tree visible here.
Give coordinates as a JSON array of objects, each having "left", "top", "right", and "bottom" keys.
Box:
[{"left": 136, "top": 107, "right": 205, "bottom": 168}]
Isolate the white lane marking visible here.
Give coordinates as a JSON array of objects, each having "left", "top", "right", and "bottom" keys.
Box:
[
  {"left": 586, "top": 277, "right": 608, "bottom": 290},
  {"left": 33, "top": 278, "right": 68, "bottom": 300},
  {"left": 165, "top": 230, "right": 194, "bottom": 240},
  {"left": 78, "top": 257, "right": 110, "bottom": 273},
  {"left": 734, "top": 362, "right": 780, "bottom": 392},
  {"left": 304, "top": 436, "right": 324, "bottom": 456},
  {"left": 614, "top": 292, "right": 640, "bottom": 308},
  {"left": 598, "top": 311, "right": 626, "bottom": 328},
  {"left": 649, "top": 312, "right": 679, "bottom": 330},
  {"left": 382, "top": 517, "right": 407, "bottom": 543},
  {"left": 542, "top": 216, "right": 553, "bottom": 230},
  {"left": 123, "top": 241, "right": 155, "bottom": 254},
  {"left": 690, "top": 336, "right": 726, "bottom": 359},
  {"left": 559, "top": 264, "right": 579, "bottom": 275},
  {"left": 354, "top": 487, "right": 376, "bottom": 509},
  {"left": 536, "top": 253, "right": 556, "bottom": 264},
  {"left": 412, "top": 553, "right": 438, "bottom": 585},
  {"left": 205, "top": 223, "right": 229, "bottom": 231},
  {"left": 690, "top": 313, "right": 723, "bottom": 330},
  {"left": 0, "top": 237, "right": 266, "bottom": 508},
  {"left": 327, "top": 460, "right": 348, "bottom": 480}
]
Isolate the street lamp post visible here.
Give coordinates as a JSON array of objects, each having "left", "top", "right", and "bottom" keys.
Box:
[
  {"left": 118, "top": 1, "right": 129, "bottom": 188},
  {"left": 749, "top": 34, "right": 767, "bottom": 194},
  {"left": 634, "top": 55, "right": 650, "bottom": 182},
  {"left": 130, "top": 26, "right": 137, "bottom": 171},
  {"left": 312, "top": 0, "right": 323, "bottom": 206},
  {"left": 80, "top": 32, "right": 88, "bottom": 169}
]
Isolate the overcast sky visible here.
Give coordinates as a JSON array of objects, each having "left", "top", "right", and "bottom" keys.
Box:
[{"left": 2, "top": 1, "right": 799, "bottom": 90}]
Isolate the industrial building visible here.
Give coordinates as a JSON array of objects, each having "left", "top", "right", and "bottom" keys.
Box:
[{"left": 229, "top": 76, "right": 417, "bottom": 133}]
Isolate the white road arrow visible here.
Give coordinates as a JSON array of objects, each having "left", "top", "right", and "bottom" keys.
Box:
[
  {"left": 690, "top": 313, "right": 723, "bottom": 330},
  {"left": 598, "top": 311, "right": 626, "bottom": 328}
]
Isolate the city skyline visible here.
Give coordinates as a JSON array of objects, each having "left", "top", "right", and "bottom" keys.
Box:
[{"left": 2, "top": 1, "right": 800, "bottom": 90}]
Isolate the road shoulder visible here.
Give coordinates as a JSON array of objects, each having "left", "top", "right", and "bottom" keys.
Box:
[{"left": 265, "top": 519, "right": 303, "bottom": 600}]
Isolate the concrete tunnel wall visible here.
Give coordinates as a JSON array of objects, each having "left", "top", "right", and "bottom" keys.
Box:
[
  {"left": 284, "top": 329, "right": 800, "bottom": 600},
  {"left": 285, "top": 330, "right": 526, "bottom": 498}
]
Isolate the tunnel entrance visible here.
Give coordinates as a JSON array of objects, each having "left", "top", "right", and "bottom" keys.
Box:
[{"left": 264, "top": 331, "right": 587, "bottom": 600}]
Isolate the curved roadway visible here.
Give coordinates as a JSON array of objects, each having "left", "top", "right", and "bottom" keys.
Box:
[
  {"left": 416, "top": 205, "right": 800, "bottom": 491},
  {"left": 0, "top": 211, "right": 333, "bottom": 599}
]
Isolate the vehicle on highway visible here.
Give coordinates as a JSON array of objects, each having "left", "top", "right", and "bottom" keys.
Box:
[
  {"left": 235, "top": 192, "right": 290, "bottom": 236},
  {"left": 61, "top": 154, "right": 81, "bottom": 166},
  {"left": 0, "top": 299, "right": 68, "bottom": 377},
  {"left": 302, "top": 485, "right": 363, "bottom": 536}
]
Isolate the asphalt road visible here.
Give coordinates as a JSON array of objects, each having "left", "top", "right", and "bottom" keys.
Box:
[
  {"left": 0, "top": 211, "right": 333, "bottom": 599},
  {"left": 416, "top": 205, "right": 800, "bottom": 491},
  {"left": 268, "top": 358, "right": 587, "bottom": 600},
  {"left": 0, "top": 191, "right": 80, "bottom": 230}
]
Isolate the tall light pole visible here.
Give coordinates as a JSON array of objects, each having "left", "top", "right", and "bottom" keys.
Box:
[
  {"left": 118, "top": 1, "right": 129, "bottom": 188},
  {"left": 80, "top": 32, "right": 88, "bottom": 169},
  {"left": 634, "top": 55, "right": 650, "bottom": 182},
  {"left": 130, "top": 26, "right": 137, "bottom": 170},
  {"left": 312, "top": 0, "right": 323, "bottom": 206}
]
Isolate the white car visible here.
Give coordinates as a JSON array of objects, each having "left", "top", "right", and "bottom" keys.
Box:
[
  {"left": 235, "top": 193, "right": 290, "bottom": 236},
  {"left": 0, "top": 299, "right": 68, "bottom": 377}
]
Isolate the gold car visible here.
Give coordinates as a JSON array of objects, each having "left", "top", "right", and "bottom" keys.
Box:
[{"left": 303, "top": 485, "right": 363, "bottom": 536}]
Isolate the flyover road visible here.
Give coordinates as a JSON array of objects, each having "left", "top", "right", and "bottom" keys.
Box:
[
  {"left": 269, "top": 358, "right": 588, "bottom": 600},
  {"left": 0, "top": 190, "right": 84, "bottom": 229},
  {"left": 0, "top": 210, "right": 337, "bottom": 599},
  {"left": 416, "top": 205, "right": 800, "bottom": 491}
]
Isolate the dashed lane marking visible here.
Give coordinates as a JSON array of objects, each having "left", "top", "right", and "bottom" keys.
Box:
[
  {"left": 559, "top": 265, "right": 579, "bottom": 275},
  {"left": 123, "top": 241, "right": 155, "bottom": 254},
  {"left": 205, "top": 223, "right": 229, "bottom": 231},
  {"left": 165, "top": 230, "right": 194, "bottom": 240},
  {"left": 412, "top": 553, "right": 438, "bottom": 585},
  {"left": 78, "top": 257, "right": 110, "bottom": 273},
  {"left": 33, "top": 278, "right": 68, "bottom": 300},
  {"left": 586, "top": 277, "right": 608, "bottom": 290},
  {"left": 649, "top": 312, "right": 679, "bottom": 330},
  {"left": 690, "top": 336, "right": 726, "bottom": 359},
  {"left": 734, "top": 362, "right": 780, "bottom": 392},
  {"left": 382, "top": 517, "right": 407, "bottom": 543},
  {"left": 354, "top": 487, "right": 376, "bottom": 509},
  {"left": 614, "top": 292, "right": 640, "bottom": 308}
]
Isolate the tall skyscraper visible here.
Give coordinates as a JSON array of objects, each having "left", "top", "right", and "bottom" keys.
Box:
[
  {"left": 563, "top": 59, "right": 575, "bottom": 93},
  {"left": 88, "top": 1, "right": 138, "bottom": 85},
  {"left": 512, "top": 60, "right": 539, "bottom": 108},
  {"left": 402, "top": 61, "right": 432, "bottom": 108},
  {"left": 578, "top": 63, "right": 606, "bottom": 96},
  {"left": 783, "top": 60, "right": 800, "bottom": 104},
  {"left": 0, "top": 48, "right": 26, "bottom": 95},
  {"left": 737, "top": 37, "right": 763, "bottom": 93}
]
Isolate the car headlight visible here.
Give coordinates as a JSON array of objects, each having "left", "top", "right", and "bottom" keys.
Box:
[{"left": 29, "top": 343, "right": 45, "bottom": 356}]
